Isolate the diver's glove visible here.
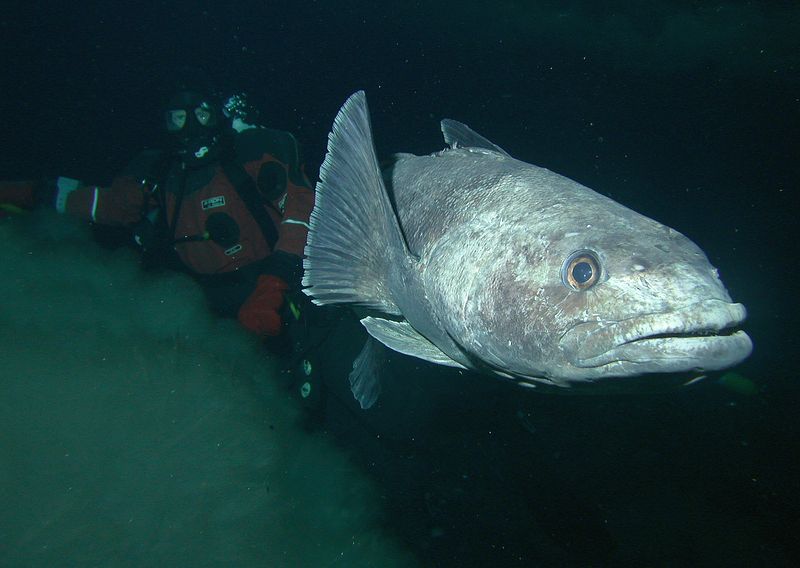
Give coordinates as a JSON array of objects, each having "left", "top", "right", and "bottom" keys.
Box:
[
  {"left": 237, "top": 252, "right": 303, "bottom": 337},
  {"left": 237, "top": 274, "right": 289, "bottom": 337},
  {"left": 0, "top": 179, "right": 56, "bottom": 214}
]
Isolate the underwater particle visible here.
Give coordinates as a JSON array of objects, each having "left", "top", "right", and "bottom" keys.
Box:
[{"left": 718, "top": 371, "right": 759, "bottom": 396}]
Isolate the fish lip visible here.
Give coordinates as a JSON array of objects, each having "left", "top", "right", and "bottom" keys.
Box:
[{"left": 559, "top": 299, "right": 752, "bottom": 371}]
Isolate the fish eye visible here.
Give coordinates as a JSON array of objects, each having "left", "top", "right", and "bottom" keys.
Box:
[{"left": 562, "top": 250, "right": 601, "bottom": 291}]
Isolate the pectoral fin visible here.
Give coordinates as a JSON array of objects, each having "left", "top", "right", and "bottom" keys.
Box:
[{"left": 360, "top": 316, "right": 467, "bottom": 369}]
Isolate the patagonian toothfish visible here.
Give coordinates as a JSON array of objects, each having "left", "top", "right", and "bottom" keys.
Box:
[{"left": 303, "top": 91, "right": 752, "bottom": 407}]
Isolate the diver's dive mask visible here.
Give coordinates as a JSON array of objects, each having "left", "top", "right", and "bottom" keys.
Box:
[{"left": 164, "top": 90, "right": 222, "bottom": 166}]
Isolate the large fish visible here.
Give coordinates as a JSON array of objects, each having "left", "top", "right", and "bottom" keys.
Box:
[{"left": 303, "top": 91, "right": 752, "bottom": 406}]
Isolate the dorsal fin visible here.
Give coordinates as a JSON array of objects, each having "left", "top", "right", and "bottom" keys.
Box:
[{"left": 440, "top": 119, "right": 510, "bottom": 156}]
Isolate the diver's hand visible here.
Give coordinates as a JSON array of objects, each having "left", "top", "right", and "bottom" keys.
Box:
[
  {"left": 0, "top": 180, "right": 40, "bottom": 214},
  {"left": 0, "top": 178, "right": 61, "bottom": 216},
  {"left": 237, "top": 274, "right": 289, "bottom": 337}
]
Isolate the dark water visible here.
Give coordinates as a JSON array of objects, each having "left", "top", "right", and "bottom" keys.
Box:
[{"left": 1, "top": 2, "right": 798, "bottom": 566}]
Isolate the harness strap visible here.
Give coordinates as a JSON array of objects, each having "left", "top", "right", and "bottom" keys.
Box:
[{"left": 221, "top": 159, "right": 279, "bottom": 252}]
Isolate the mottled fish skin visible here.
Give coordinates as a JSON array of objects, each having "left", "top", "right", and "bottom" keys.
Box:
[{"left": 303, "top": 92, "right": 752, "bottom": 393}]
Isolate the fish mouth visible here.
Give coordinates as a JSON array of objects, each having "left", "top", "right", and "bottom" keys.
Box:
[{"left": 559, "top": 299, "right": 753, "bottom": 373}]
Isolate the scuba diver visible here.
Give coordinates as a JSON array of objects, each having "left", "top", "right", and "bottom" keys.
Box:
[{"left": 0, "top": 80, "right": 332, "bottom": 404}]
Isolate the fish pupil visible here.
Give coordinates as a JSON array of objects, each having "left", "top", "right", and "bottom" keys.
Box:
[{"left": 572, "top": 261, "right": 593, "bottom": 284}]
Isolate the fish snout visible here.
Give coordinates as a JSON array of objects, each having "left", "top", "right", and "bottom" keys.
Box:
[{"left": 559, "top": 299, "right": 752, "bottom": 374}]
